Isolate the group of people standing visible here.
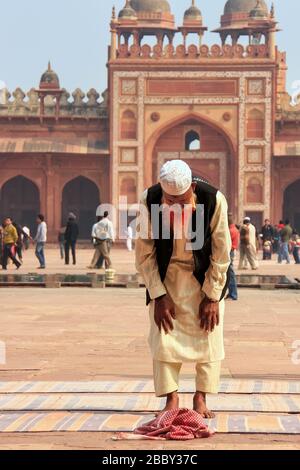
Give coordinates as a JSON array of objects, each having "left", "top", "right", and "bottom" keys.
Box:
[
  {"left": 0, "top": 214, "right": 46, "bottom": 270},
  {"left": 226, "top": 216, "right": 300, "bottom": 301},
  {"left": 1, "top": 212, "right": 81, "bottom": 271},
  {"left": 2, "top": 208, "right": 298, "bottom": 277},
  {"left": 261, "top": 219, "right": 300, "bottom": 265},
  {"left": 1, "top": 209, "right": 132, "bottom": 272},
  {"left": 58, "top": 212, "right": 117, "bottom": 270},
  {"left": 57, "top": 212, "right": 135, "bottom": 270}
]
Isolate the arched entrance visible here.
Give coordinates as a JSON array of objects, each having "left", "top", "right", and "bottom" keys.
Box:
[
  {"left": 283, "top": 179, "right": 300, "bottom": 232},
  {"left": 0, "top": 176, "right": 40, "bottom": 234},
  {"left": 151, "top": 117, "right": 235, "bottom": 211},
  {"left": 62, "top": 176, "right": 100, "bottom": 239}
]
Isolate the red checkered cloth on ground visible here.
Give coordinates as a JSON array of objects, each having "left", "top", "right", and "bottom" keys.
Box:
[{"left": 114, "top": 409, "right": 214, "bottom": 441}]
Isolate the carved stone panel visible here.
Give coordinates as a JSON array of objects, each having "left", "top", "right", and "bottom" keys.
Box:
[
  {"left": 246, "top": 147, "right": 264, "bottom": 165},
  {"left": 247, "top": 79, "right": 265, "bottom": 96},
  {"left": 121, "top": 79, "right": 137, "bottom": 96},
  {"left": 120, "top": 148, "right": 137, "bottom": 165}
]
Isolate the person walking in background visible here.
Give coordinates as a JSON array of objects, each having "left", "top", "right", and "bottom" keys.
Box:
[
  {"left": 1, "top": 217, "right": 21, "bottom": 270},
  {"left": 227, "top": 213, "right": 240, "bottom": 301},
  {"left": 64, "top": 213, "right": 79, "bottom": 265},
  {"left": 273, "top": 220, "right": 285, "bottom": 255},
  {"left": 103, "top": 211, "right": 115, "bottom": 254},
  {"left": 88, "top": 212, "right": 114, "bottom": 270},
  {"left": 248, "top": 217, "right": 258, "bottom": 257},
  {"left": 22, "top": 226, "right": 30, "bottom": 251},
  {"left": 126, "top": 224, "right": 133, "bottom": 252},
  {"left": 278, "top": 220, "right": 293, "bottom": 264},
  {"left": 34, "top": 214, "right": 47, "bottom": 269},
  {"left": 91, "top": 217, "right": 104, "bottom": 269},
  {"left": 238, "top": 217, "right": 258, "bottom": 270},
  {"left": 12, "top": 221, "right": 27, "bottom": 264},
  {"left": 58, "top": 227, "right": 66, "bottom": 260},
  {"left": 262, "top": 239, "right": 272, "bottom": 261},
  {"left": 291, "top": 231, "right": 300, "bottom": 264},
  {"left": 277, "top": 220, "right": 285, "bottom": 231},
  {"left": 261, "top": 219, "right": 274, "bottom": 260}
]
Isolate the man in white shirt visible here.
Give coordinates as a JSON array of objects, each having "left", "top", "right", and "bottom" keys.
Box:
[
  {"left": 91, "top": 217, "right": 104, "bottom": 269},
  {"left": 34, "top": 214, "right": 47, "bottom": 269},
  {"left": 88, "top": 212, "right": 114, "bottom": 269}
]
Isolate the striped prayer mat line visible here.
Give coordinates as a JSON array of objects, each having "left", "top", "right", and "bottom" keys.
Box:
[
  {"left": 0, "top": 393, "right": 299, "bottom": 413},
  {"left": 0, "top": 412, "right": 299, "bottom": 434},
  {"left": 0, "top": 380, "right": 300, "bottom": 395}
]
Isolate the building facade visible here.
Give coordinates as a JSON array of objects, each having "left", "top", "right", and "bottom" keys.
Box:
[{"left": 0, "top": 0, "right": 300, "bottom": 240}]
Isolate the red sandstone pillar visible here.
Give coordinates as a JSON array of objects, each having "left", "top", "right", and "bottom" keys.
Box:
[{"left": 44, "top": 156, "right": 59, "bottom": 242}]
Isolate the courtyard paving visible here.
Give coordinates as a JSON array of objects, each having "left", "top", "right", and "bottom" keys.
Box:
[
  {"left": 2, "top": 245, "right": 300, "bottom": 278},
  {"left": 0, "top": 248, "right": 299, "bottom": 449}
]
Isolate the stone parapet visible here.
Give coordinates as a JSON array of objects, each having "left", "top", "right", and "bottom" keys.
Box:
[
  {"left": 0, "top": 88, "right": 108, "bottom": 119},
  {"left": 114, "top": 42, "right": 270, "bottom": 60},
  {"left": 276, "top": 92, "right": 300, "bottom": 122}
]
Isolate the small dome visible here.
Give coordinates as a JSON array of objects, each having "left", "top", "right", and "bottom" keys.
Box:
[
  {"left": 184, "top": 1, "right": 202, "bottom": 21},
  {"left": 249, "top": 0, "right": 269, "bottom": 18},
  {"left": 40, "top": 62, "right": 60, "bottom": 89},
  {"left": 119, "top": 0, "right": 137, "bottom": 19},
  {"left": 130, "top": 0, "right": 171, "bottom": 13},
  {"left": 224, "top": 0, "right": 268, "bottom": 15}
]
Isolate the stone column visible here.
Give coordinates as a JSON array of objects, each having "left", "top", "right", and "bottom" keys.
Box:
[
  {"left": 44, "top": 155, "right": 60, "bottom": 242},
  {"left": 268, "top": 30, "right": 276, "bottom": 61},
  {"left": 110, "top": 27, "right": 117, "bottom": 60}
]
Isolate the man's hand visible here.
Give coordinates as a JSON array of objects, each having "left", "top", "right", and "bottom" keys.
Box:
[
  {"left": 199, "top": 296, "right": 219, "bottom": 333},
  {"left": 154, "top": 294, "right": 176, "bottom": 335}
]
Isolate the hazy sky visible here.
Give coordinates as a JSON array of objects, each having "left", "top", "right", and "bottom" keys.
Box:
[{"left": 0, "top": 0, "right": 299, "bottom": 96}]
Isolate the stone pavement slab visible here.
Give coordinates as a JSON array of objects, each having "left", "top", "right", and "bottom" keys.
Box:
[
  {"left": 0, "top": 284, "right": 299, "bottom": 449},
  {"left": 0, "top": 288, "right": 299, "bottom": 382},
  {"left": 0, "top": 432, "right": 299, "bottom": 450}
]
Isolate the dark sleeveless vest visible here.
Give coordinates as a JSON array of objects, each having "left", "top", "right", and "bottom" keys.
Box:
[{"left": 145, "top": 180, "right": 229, "bottom": 305}]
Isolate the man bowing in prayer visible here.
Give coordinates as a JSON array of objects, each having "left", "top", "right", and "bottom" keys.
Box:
[{"left": 135, "top": 160, "right": 231, "bottom": 418}]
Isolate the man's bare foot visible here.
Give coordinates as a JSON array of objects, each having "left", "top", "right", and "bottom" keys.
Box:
[
  {"left": 193, "top": 391, "right": 215, "bottom": 419},
  {"left": 156, "top": 391, "right": 179, "bottom": 415}
]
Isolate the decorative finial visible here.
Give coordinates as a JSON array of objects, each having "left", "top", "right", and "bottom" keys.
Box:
[
  {"left": 112, "top": 6, "right": 116, "bottom": 19},
  {"left": 48, "top": 61, "right": 52, "bottom": 72},
  {"left": 270, "top": 2, "right": 275, "bottom": 18}
]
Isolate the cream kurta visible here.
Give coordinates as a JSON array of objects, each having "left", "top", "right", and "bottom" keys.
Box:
[
  {"left": 249, "top": 223, "right": 257, "bottom": 251},
  {"left": 135, "top": 189, "right": 231, "bottom": 364}
]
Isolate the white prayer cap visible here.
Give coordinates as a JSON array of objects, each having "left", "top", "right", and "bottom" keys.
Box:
[{"left": 160, "top": 160, "right": 192, "bottom": 196}]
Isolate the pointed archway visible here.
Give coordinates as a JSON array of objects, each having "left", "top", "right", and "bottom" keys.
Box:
[
  {"left": 0, "top": 176, "right": 40, "bottom": 234},
  {"left": 61, "top": 176, "right": 100, "bottom": 239},
  {"left": 149, "top": 115, "right": 236, "bottom": 213},
  {"left": 283, "top": 179, "right": 300, "bottom": 232}
]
